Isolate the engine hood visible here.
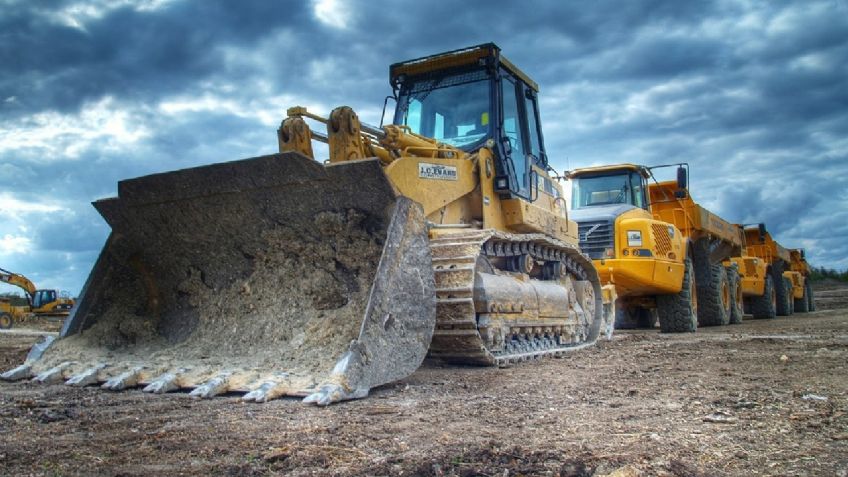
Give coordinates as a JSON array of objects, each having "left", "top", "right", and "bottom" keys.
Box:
[{"left": 569, "top": 204, "right": 638, "bottom": 224}]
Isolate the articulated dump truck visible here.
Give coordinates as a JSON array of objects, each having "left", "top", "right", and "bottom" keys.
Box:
[
  {"left": 567, "top": 164, "right": 744, "bottom": 332},
  {"left": 730, "top": 225, "right": 814, "bottom": 318},
  {"left": 2, "top": 44, "right": 613, "bottom": 405}
]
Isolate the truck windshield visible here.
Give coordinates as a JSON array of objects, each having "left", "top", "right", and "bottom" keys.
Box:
[
  {"left": 572, "top": 173, "right": 645, "bottom": 209},
  {"left": 394, "top": 69, "right": 491, "bottom": 151}
]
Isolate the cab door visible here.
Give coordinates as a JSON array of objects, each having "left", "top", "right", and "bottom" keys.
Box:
[{"left": 497, "top": 71, "right": 547, "bottom": 201}]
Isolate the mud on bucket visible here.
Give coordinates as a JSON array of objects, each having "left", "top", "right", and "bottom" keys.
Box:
[{"left": 3, "top": 153, "right": 436, "bottom": 405}]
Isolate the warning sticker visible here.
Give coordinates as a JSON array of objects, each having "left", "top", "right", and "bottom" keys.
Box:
[{"left": 418, "top": 163, "right": 458, "bottom": 181}]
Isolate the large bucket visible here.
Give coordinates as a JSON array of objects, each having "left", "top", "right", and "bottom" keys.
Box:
[{"left": 2, "top": 153, "right": 436, "bottom": 405}]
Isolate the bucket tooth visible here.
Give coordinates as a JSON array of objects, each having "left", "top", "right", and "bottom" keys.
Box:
[
  {"left": 65, "top": 364, "right": 107, "bottom": 387},
  {"left": 102, "top": 367, "right": 144, "bottom": 391},
  {"left": 303, "top": 383, "right": 369, "bottom": 406},
  {"left": 1, "top": 364, "right": 33, "bottom": 381},
  {"left": 242, "top": 373, "right": 291, "bottom": 403},
  {"left": 33, "top": 362, "right": 75, "bottom": 384},
  {"left": 143, "top": 369, "right": 185, "bottom": 394},
  {"left": 189, "top": 373, "right": 231, "bottom": 399}
]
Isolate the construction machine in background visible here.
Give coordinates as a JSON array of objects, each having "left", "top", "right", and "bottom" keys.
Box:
[
  {"left": 732, "top": 225, "right": 812, "bottom": 318},
  {"left": 2, "top": 44, "right": 613, "bottom": 406},
  {"left": 566, "top": 163, "right": 745, "bottom": 332},
  {"left": 0, "top": 267, "right": 75, "bottom": 329},
  {"left": 646, "top": 170, "right": 745, "bottom": 327},
  {"left": 788, "top": 248, "right": 815, "bottom": 312}
]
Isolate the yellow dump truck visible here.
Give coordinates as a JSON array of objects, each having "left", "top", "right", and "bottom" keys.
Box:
[
  {"left": 787, "top": 249, "right": 815, "bottom": 312},
  {"left": 727, "top": 226, "right": 775, "bottom": 319},
  {"left": 2, "top": 43, "right": 613, "bottom": 405},
  {"left": 736, "top": 225, "right": 803, "bottom": 318},
  {"left": 567, "top": 163, "right": 744, "bottom": 332},
  {"left": 646, "top": 171, "right": 745, "bottom": 326}
]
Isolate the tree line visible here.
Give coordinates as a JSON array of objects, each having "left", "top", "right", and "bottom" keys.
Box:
[{"left": 809, "top": 266, "right": 848, "bottom": 282}]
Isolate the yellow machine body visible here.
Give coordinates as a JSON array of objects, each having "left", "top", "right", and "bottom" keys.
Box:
[
  {"left": 592, "top": 207, "right": 686, "bottom": 297},
  {"left": 0, "top": 268, "right": 75, "bottom": 329},
  {"left": 4, "top": 44, "right": 611, "bottom": 405}
]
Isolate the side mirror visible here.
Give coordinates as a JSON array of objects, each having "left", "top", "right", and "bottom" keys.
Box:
[
  {"left": 800, "top": 249, "right": 806, "bottom": 258},
  {"left": 676, "top": 166, "right": 687, "bottom": 190},
  {"left": 500, "top": 136, "right": 512, "bottom": 156},
  {"left": 529, "top": 168, "right": 539, "bottom": 202},
  {"left": 379, "top": 95, "right": 397, "bottom": 128},
  {"left": 758, "top": 223, "right": 767, "bottom": 243}
]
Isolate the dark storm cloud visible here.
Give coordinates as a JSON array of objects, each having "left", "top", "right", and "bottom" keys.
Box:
[
  {"left": 1, "top": 0, "right": 310, "bottom": 116},
  {"left": 1, "top": 0, "right": 847, "bottom": 294}
]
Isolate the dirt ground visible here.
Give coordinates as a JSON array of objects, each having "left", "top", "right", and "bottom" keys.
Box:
[{"left": 1, "top": 284, "right": 846, "bottom": 477}]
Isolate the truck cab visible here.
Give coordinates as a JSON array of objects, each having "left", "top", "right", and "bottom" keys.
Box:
[{"left": 567, "top": 164, "right": 686, "bottom": 298}]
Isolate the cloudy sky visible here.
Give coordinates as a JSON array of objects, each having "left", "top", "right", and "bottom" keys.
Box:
[{"left": 2, "top": 0, "right": 847, "bottom": 296}]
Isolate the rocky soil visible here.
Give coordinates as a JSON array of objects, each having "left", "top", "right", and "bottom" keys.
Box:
[{"left": 0, "top": 283, "right": 845, "bottom": 476}]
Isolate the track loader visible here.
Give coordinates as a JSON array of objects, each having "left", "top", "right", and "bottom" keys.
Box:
[
  {"left": 0, "top": 267, "right": 75, "bottom": 329},
  {"left": 2, "top": 44, "right": 612, "bottom": 405}
]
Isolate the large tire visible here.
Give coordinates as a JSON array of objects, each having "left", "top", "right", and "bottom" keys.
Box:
[
  {"left": 0, "top": 312, "right": 11, "bottom": 330},
  {"left": 657, "top": 257, "right": 697, "bottom": 333},
  {"left": 794, "top": 281, "right": 810, "bottom": 313},
  {"left": 773, "top": 263, "right": 791, "bottom": 316},
  {"left": 697, "top": 263, "right": 732, "bottom": 326},
  {"left": 750, "top": 275, "right": 776, "bottom": 319},
  {"left": 727, "top": 265, "right": 744, "bottom": 324},
  {"left": 782, "top": 277, "right": 794, "bottom": 316},
  {"left": 615, "top": 306, "right": 658, "bottom": 329},
  {"left": 807, "top": 282, "right": 816, "bottom": 311},
  {"left": 692, "top": 239, "right": 730, "bottom": 327}
]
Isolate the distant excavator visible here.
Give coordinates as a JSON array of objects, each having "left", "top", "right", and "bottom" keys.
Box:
[{"left": 0, "top": 267, "right": 75, "bottom": 329}]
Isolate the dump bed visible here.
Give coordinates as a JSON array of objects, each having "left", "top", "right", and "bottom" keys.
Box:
[
  {"left": 743, "top": 228, "right": 791, "bottom": 264},
  {"left": 648, "top": 181, "right": 743, "bottom": 252}
]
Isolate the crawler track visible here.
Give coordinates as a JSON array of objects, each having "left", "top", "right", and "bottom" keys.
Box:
[{"left": 427, "top": 230, "right": 604, "bottom": 366}]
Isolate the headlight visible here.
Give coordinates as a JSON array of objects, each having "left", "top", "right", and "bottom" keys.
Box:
[
  {"left": 667, "top": 225, "right": 675, "bottom": 238},
  {"left": 627, "top": 230, "right": 642, "bottom": 247}
]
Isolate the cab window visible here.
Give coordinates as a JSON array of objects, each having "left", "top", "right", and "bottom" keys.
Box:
[{"left": 501, "top": 75, "right": 528, "bottom": 196}]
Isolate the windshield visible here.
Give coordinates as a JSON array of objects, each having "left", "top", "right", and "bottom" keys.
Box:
[
  {"left": 572, "top": 173, "right": 645, "bottom": 208},
  {"left": 394, "top": 69, "right": 491, "bottom": 150}
]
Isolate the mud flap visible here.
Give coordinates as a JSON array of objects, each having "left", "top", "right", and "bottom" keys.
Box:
[{"left": 4, "top": 153, "right": 435, "bottom": 405}]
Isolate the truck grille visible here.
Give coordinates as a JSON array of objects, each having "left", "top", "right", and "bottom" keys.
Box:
[
  {"left": 578, "top": 220, "right": 614, "bottom": 259},
  {"left": 651, "top": 223, "right": 672, "bottom": 256}
]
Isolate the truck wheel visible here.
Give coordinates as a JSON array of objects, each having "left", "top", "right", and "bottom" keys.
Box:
[
  {"left": 727, "top": 265, "right": 744, "bottom": 324},
  {"left": 615, "top": 307, "right": 658, "bottom": 329},
  {"left": 782, "top": 277, "right": 794, "bottom": 316},
  {"left": 640, "top": 308, "right": 659, "bottom": 328},
  {"left": 0, "top": 313, "right": 11, "bottom": 330},
  {"left": 793, "top": 282, "right": 810, "bottom": 313},
  {"left": 773, "top": 265, "right": 791, "bottom": 316},
  {"left": 750, "top": 275, "right": 776, "bottom": 319},
  {"left": 657, "top": 257, "right": 697, "bottom": 333},
  {"left": 697, "top": 264, "right": 731, "bottom": 326},
  {"left": 807, "top": 282, "right": 816, "bottom": 311}
]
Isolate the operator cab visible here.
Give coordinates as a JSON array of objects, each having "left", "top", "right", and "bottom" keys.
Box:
[
  {"left": 31, "top": 289, "right": 56, "bottom": 308},
  {"left": 570, "top": 165, "right": 650, "bottom": 211},
  {"left": 390, "top": 43, "right": 547, "bottom": 201}
]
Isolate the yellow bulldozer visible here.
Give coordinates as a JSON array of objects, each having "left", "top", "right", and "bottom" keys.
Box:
[
  {"left": 2, "top": 44, "right": 613, "bottom": 405},
  {"left": 0, "top": 267, "right": 75, "bottom": 329}
]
